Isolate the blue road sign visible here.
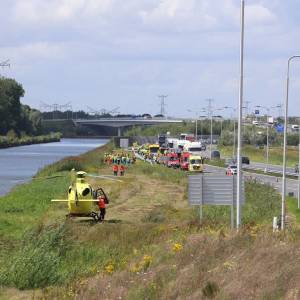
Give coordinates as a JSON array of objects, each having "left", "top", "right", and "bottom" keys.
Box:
[
  {"left": 255, "top": 109, "right": 260, "bottom": 115},
  {"left": 276, "top": 124, "right": 284, "bottom": 133}
]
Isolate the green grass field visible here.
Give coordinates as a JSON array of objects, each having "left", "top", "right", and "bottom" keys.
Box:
[{"left": 0, "top": 144, "right": 299, "bottom": 299}]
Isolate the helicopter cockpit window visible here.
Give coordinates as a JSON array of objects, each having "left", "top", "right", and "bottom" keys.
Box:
[{"left": 82, "top": 188, "right": 90, "bottom": 197}]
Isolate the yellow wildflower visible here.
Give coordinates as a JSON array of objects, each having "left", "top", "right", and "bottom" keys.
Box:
[
  {"left": 105, "top": 263, "right": 114, "bottom": 274},
  {"left": 173, "top": 243, "right": 183, "bottom": 252}
]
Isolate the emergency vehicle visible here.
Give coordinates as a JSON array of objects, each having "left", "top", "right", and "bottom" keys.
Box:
[
  {"left": 188, "top": 155, "right": 204, "bottom": 172},
  {"left": 180, "top": 152, "right": 190, "bottom": 170}
]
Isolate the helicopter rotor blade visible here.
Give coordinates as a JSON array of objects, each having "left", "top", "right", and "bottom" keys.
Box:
[
  {"left": 86, "top": 174, "right": 123, "bottom": 182},
  {"left": 51, "top": 199, "right": 69, "bottom": 202},
  {"left": 33, "top": 174, "right": 66, "bottom": 181}
]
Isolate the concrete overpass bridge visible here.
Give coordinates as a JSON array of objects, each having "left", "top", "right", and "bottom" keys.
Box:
[{"left": 74, "top": 117, "right": 184, "bottom": 136}]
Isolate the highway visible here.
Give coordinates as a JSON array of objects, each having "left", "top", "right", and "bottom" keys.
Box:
[
  {"left": 246, "top": 161, "right": 297, "bottom": 176},
  {"left": 205, "top": 164, "right": 299, "bottom": 197}
]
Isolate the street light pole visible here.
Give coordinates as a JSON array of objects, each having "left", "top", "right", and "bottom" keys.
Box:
[
  {"left": 187, "top": 109, "right": 199, "bottom": 140},
  {"left": 282, "top": 55, "right": 300, "bottom": 229},
  {"left": 224, "top": 106, "right": 237, "bottom": 157},
  {"left": 255, "top": 105, "right": 270, "bottom": 172},
  {"left": 298, "top": 121, "right": 300, "bottom": 209},
  {"left": 210, "top": 113, "right": 213, "bottom": 159},
  {"left": 195, "top": 118, "right": 198, "bottom": 140},
  {"left": 237, "top": 0, "right": 245, "bottom": 229},
  {"left": 266, "top": 111, "right": 269, "bottom": 171}
]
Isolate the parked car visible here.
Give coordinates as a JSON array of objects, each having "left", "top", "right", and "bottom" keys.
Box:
[
  {"left": 226, "top": 165, "right": 237, "bottom": 175},
  {"left": 228, "top": 156, "right": 250, "bottom": 165},
  {"left": 242, "top": 156, "right": 250, "bottom": 164}
]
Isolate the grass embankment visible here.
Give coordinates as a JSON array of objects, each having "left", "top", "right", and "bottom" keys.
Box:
[
  {"left": 0, "top": 144, "right": 300, "bottom": 299},
  {"left": 219, "top": 145, "right": 299, "bottom": 167},
  {"left": 0, "top": 133, "right": 61, "bottom": 149},
  {"left": 287, "top": 197, "right": 300, "bottom": 224}
]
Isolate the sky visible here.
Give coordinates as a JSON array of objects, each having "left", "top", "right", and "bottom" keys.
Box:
[{"left": 1, "top": 0, "right": 300, "bottom": 117}]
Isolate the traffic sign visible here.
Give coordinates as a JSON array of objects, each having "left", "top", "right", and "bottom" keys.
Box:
[{"left": 276, "top": 124, "right": 284, "bottom": 133}]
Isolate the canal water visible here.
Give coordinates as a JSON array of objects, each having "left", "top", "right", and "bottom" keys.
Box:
[{"left": 0, "top": 138, "right": 108, "bottom": 196}]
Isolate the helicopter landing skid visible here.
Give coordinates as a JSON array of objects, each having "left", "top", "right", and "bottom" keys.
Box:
[
  {"left": 90, "top": 212, "right": 101, "bottom": 222},
  {"left": 65, "top": 212, "right": 100, "bottom": 222}
]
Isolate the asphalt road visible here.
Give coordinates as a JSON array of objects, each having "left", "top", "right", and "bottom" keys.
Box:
[
  {"left": 205, "top": 164, "right": 299, "bottom": 197},
  {"left": 246, "top": 161, "right": 297, "bottom": 176},
  {"left": 205, "top": 144, "right": 298, "bottom": 176}
]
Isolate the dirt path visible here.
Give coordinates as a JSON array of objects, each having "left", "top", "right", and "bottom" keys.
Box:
[{"left": 88, "top": 164, "right": 187, "bottom": 223}]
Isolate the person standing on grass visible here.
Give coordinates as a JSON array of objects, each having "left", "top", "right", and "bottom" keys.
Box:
[
  {"left": 120, "top": 164, "right": 125, "bottom": 176},
  {"left": 98, "top": 195, "right": 106, "bottom": 222},
  {"left": 113, "top": 164, "right": 118, "bottom": 176}
]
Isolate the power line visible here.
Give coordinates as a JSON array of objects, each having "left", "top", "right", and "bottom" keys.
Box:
[
  {"left": 0, "top": 60, "right": 10, "bottom": 75},
  {"left": 0, "top": 60, "right": 10, "bottom": 68},
  {"left": 40, "top": 102, "right": 72, "bottom": 120},
  {"left": 158, "top": 95, "right": 168, "bottom": 115},
  {"left": 206, "top": 98, "right": 214, "bottom": 117},
  {"left": 87, "top": 106, "right": 120, "bottom": 116}
]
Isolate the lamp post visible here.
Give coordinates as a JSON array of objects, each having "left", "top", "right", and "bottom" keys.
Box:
[
  {"left": 298, "top": 118, "right": 300, "bottom": 209},
  {"left": 187, "top": 109, "right": 199, "bottom": 140},
  {"left": 236, "top": 0, "right": 245, "bottom": 229},
  {"left": 255, "top": 105, "right": 270, "bottom": 172},
  {"left": 224, "top": 106, "right": 237, "bottom": 157},
  {"left": 198, "top": 115, "right": 206, "bottom": 141},
  {"left": 202, "top": 106, "right": 217, "bottom": 159},
  {"left": 255, "top": 105, "right": 281, "bottom": 172},
  {"left": 282, "top": 55, "right": 300, "bottom": 229}
]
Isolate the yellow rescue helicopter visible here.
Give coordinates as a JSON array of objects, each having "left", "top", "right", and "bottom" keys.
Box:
[{"left": 51, "top": 169, "right": 122, "bottom": 221}]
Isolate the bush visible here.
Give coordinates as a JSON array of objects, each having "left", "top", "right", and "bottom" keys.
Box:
[{"left": 202, "top": 281, "right": 219, "bottom": 298}]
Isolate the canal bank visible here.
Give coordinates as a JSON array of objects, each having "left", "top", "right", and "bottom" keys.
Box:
[{"left": 0, "top": 133, "right": 62, "bottom": 149}]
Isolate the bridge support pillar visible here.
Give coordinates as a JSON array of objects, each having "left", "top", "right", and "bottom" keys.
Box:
[{"left": 117, "top": 127, "right": 122, "bottom": 137}]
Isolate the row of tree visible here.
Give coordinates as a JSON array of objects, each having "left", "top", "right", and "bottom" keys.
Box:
[{"left": 0, "top": 77, "right": 42, "bottom": 136}]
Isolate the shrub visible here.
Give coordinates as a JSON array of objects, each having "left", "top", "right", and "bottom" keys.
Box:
[{"left": 202, "top": 281, "right": 219, "bottom": 298}]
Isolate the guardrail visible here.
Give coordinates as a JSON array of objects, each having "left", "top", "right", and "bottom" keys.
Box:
[{"left": 244, "top": 165, "right": 298, "bottom": 177}]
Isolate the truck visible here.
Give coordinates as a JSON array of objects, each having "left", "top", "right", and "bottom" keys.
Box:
[
  {"left": 184, "top": 142, "right": 204, "bottom": 154},
  {"left": 180, "top": 152, "right": 190, "bottom": 170},
  {"left": 188, "top": 155, "right": 204, "bottom": 172},
  {"left": 166, "top": 152, "right": 180, "bottom": 168},
  {"left": 158, "top": 134, "right": 167, "bottom": 147},
  {"left": 174, "top": 139, "right": 191, "bottom": 151},
  {"left": 180, "top": 133, "right": 195, "bottom": 142},
  {"left": 149, "top": 144, "right": 160, "bottom": 155}
]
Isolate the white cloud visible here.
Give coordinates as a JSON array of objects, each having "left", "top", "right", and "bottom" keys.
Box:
[
  {"left": 0, "top": 42, "right": 66, "bottom": 62},
  {"left": 2, "top": 0, "right": 299, "bottom": 115},
  {"left": 246, "top": 3, "right": 276, "bottom": 25},
  {"left": 12, "top": 0, "right": 114, "bottom": 23},
  {"left": 139, "top": 0, "right": 276, "bottom": 33},
  {"left": 12, "top": 0, "right": 276, "bottom": 30}
]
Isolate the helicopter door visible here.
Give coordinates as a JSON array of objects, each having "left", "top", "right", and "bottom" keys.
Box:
[{"left": 95, "top": 188, "right": 109, "bottom": 204}]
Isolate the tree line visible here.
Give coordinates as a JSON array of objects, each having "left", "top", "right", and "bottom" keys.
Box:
[{"left": 0, "top": 77, "right": 42, "bottom": 137}]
